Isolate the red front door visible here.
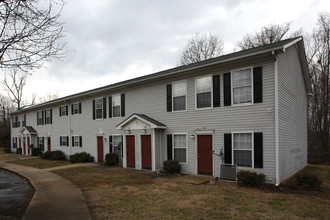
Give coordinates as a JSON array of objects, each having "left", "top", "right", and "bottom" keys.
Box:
[
  {"left": 27, "top": 137, "right": 30, "bottom": 155},
  {"left": 141, "top": 135, "right": 152, "bottom": 170},
  {"left": 47, "top": 137, "right": 51, "bottom": 151},
  {"left": 197, "top": 135, "right": 213, "bottom": 175},
  {"left": 126, "top": 135, "right": 135, "bottom": 168},
  {"left": 23, "top": 137, "right": 26, "bottom": 155},
  {"left": 97, "top": 136, "right": 104, "bottom": 162}
]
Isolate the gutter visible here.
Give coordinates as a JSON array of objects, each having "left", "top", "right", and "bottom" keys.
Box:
[{"left": 272, "top": 50, "right": 280, "bottom": 186}]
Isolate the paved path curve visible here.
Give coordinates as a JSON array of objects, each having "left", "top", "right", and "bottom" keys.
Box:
[{"left": 0, "top": 161, "right": 91, "bottom": 220}]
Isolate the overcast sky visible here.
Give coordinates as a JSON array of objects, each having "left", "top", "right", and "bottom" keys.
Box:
[{"left": 6, "top": 0, "right": 330, "bottom": 102}]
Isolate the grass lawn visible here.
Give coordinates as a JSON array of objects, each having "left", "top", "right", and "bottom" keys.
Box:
[
  {"left": 9, "top": 158, "right": 71, "bottom": 169},
  {"left": 53, "top": 165, "right": 330, "bottom": 220}
]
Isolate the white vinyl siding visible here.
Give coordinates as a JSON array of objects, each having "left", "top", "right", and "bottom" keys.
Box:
[
  {"left": 232, "top": 67, "right": 253, "bottom": 105},
  {"left": 172, "top": 81, "right": 186, "bottom": 111},
  {"left": 196, "top": 76, "right": 212, "bottom": 109}
]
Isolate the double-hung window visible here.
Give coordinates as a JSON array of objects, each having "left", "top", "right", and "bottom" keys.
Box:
[
  {"left": 72, "top": 136, "right": 82, "bottom": 147},
  {"left": 233, "top": 133, "right": 253, "bottom": 167},
  {"left": 12, "top": 137, "right": 17, "bottom": 148},
  {"left": 22, "top": 114, "right": 26, "bottom": 127},
  {"left": 173, "top": 134, "right": 187, "bottom": 163},
  {"left": 172, "top": 81, "right": 186, "bottom": 111},
  {"left": 38, "top": 137, "right": 44, "bottom": 151},
  {"left": 232, "top": 67, "right": 252, "bottom": 105},
  {"left": 60, "top": 105, "right": 68, "bottom": 116},
  {"left": 95, "top": 98, "right": 103, "bottom": 119},
  {"left": 196, "top": 76, "right": 212, "bottom": 109},
  {"left": 45, "top": 109, "right": 52, "bottom": 124},
  {"left": 112, "top": 95, "right": 121, "bottom": 117},
  {"left": 72, "top": 103, "right": 81, "bottom": 115},
  {"left": 37, "top": 111, "right": 43, "bottom": 125},
  {"left": 60, "top": 136, "right": 69, "bottom": 147}
]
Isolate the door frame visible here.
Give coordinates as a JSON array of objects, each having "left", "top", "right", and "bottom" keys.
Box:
[
  {"left": 97, "top": 136, "right": 104, "bottom": 163},
  {"left": 195, "top": 132, "right": 214, "bottom": 176},
  {"left": 47, "top": 137, "right": 51, "bottom": 151},
  {"left": 140, "top": 134, "right": 152, "bottom": 170}
]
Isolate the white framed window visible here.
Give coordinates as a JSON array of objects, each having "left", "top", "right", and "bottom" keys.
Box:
[
  {"left": 112, "top": 94, "right": 121, "bottom": 117},
  {"left": 232, "top": 67, "right": 253, "bottom": 105},
  {"left": 95, "top": 98, "right": 103, "bottom": 119},
  {"left": 73, "top": 136, "right": 82, "bottom": 147},
  {"left": 60, "top": 136, "right": 69, "bottom": 147},
  {"left": 233, "top": 132, "right": 253, "bottom": 167},
  {"left": 37, "top": 111, "right": 43, "bottom": 125},
  {"left": 173, "top": 134, "right": 187, "bottom": 163},
  {"left": 72, "top": 103, "right": 81, "bottom": 115},
  {"left": 172, "top": 81, "right": 187, "bottom": 111},
  {"left": 60, "top": 105, "right": 68, "bottom": 116},
  {"left": 45, "top": 109, "right": 52, "bottom": 124},
  {"left": 113, "top": 135, "right": 122, "bottom": 156},
  {"left": 22, "top": 114, "right": 26, "bottom": 127},
  {"left": 12, "top": 137, "right": 17, "bottom": 148},
  {"left": 38, "top": 137, "right": 44, "bottom": 150},
  {"left": 196, "top": 76, "right": 212, "bottom": 109}
]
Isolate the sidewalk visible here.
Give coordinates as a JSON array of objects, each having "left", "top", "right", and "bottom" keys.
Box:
[{"left": 0, "top": 161, "right": 91, "bottom": 220}]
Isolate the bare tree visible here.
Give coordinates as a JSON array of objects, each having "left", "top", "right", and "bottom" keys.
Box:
[
  {"left": 307, "top": 12, "right": 330, "bottom": 161},
  {"left": 237, "top": 22, "right": 292, "bottom": 50},
  {"left": 0, "top": 93, "right": 14, "bottom": 125},
  {"left": 39, "top": 91, "right": 59, "bottom": 103},
  {"left": 0, "top": 0, "right": 65, "bottom": 110},
  {"left": 179, "top": 32, "right": 224, "bottom": 65},
  {"left": 0, "top": 0, "right": 65, "bottom": 72}
]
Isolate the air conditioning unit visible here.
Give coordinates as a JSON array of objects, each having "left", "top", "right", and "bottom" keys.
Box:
[{"left": 220, "top": 164, "right": 237, "bottom": 181}]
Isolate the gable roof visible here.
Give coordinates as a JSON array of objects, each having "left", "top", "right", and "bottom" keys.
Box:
[
  {"left": 12, "top": 37, "right": 311, "bottom": 114},
  {"left": 19, "top": 126, "right": 37, "bottom": 135},
  {"left": 116, "top": 113, "right": 166, "bottom": 130}
]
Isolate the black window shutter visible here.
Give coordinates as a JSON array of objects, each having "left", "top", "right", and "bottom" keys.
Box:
[
  {"left": 42, "top": 111, "right": 44, "bottom": 125},
  {"left": 37, "top": 138, "right": 39, "bottom": 148},
  {"left": 92, "top": 100, "right": 95, "bottom": 120},
  {"left": 59, "top": 107, "right": 62, "bottom": 117},
  {"left": 66, "top": 105, "right": 68, "bottom": 116},
  {"left": 167, "top": 135, "right": 172, "bottom": 160},
  {"left": 121, "top": 136, "right": 123, "bottom": 157},
  {"left": 109, "top": 136, "right": 113, "bottom": 153},
  {"left": 254, "top": 132, "right": 263, "bottom": 168},
  {"left": 253, "top": 67, "right": 263, "bottom": 103},
  {"left": 66, "top": 136, "right": 69, "bottom": 146},
  {"left": 79, "top": 136, "right": 82, "bottom": 147},
  {"left": 224, "top": 133, "right": 232, "bottom": 164},
  {"left": 50, "top": 109, "right": 52, "bottom": 124},
  {"left": 37, "top": 112, "right": 39, "bottom": 125},
  {"left": 60, "top": 137, "right": 62, "bottom": 146},
  {"left": 166, "top": 84, "right": 172, "bottom": 112},
  {"left": 223, "top": 73, "right": 231, "bottom": 106},
  {"left": 79, "top": 103, "right": 82, "bottom": 114},
  {"left": 213, "top": 75, "right": 220, "bottom": 107},
  {"left": 103, "top": 97, "right": 107, "bottom": 118},
  {"left": 71, "top": 104, "right": 74, "bottom": 115},
  {"left": 121, "top": 94, "right": 125, "bottom": 117},
  {"left": 109, "top": 97, "right": 112, "bottom": 118},
  {"left": 72, "top": 136, "right": 74, "bottom": 147}
]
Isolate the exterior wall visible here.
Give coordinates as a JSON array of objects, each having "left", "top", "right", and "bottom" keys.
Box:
[
  {"left": 277, "top": 46, "right": 308, "bottom": 183},
  {"left": 10, "top": 59, "right": 277, "bottom": 182}
]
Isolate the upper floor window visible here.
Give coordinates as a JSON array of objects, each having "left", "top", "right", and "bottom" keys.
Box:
[
  {"left": 72, "top": 103, "right": 82, "bottom": 115},
  {"left": 37, "top": 111, "right": 43, "bottom": 125},
  {"left": 196, "top": 76, "right": 212, "bottom": 109},
  {"left": 172, "top": 81, "right": 186, "bottom": 111},
  {"left": 173, "top": 134, "right": 187, "bottom": 163},
  {"left": 60, "top": 105, "right": 68, "bottom": 116},
  {"left": 112, "top": 95, "right": 121, "bottom": 117},
  {"left": 45, "top": 109, "right": 52, "bottom": 124},
  {"left": 232, "top": 67, "right": 252, "bottom": 105},
  {"left": 95, "top": 98, "right": 103, "bottom": 119},
  {"left": 22, "top": 114, "right": 26, "bottom": 127},
  {"left": 12, "top": 116, "right": 20, "bottom": 128}
]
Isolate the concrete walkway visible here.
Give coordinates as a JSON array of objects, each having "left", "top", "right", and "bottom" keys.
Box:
[{"left": 0, "top": 161, "right": 91, "bottom": 220}]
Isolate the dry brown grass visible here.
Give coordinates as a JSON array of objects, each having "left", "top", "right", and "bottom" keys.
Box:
[{"left": 53, "top": 165, "right": 330, "bottom": 220}]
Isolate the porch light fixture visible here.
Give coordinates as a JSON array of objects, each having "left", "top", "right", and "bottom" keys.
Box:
[
  {"left": 103, "top": 137, "right": 107, "bottom": 142},
  {"left": 190, "top": 134, "right": 195, "bottom": 139},
  {"left": 126, "top": 130, "right": 131, "bottom": 134},
  {"left": 143, "top": 129, "right": 147, "bottom": 133}
]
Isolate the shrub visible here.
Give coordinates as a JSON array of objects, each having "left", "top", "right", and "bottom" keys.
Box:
[
  {"left": 4, "top": 148, "right": 11, "bottom": 153},
  {"left": 237, "top": 170, "right": 266, "bottom": 188},
  {"left": 69, "top": 152, "right": 94, "bottom": 163},
  {"left": 31, "top": 148, "right": 42, "bottom": 156},
  {"left": 296, "top": 173, "right": 322, "bottom": 190},
  {"left": 16, "top": 148, "right": 22, "bottom": 154},
  {"left": 40, "top": 151, "right": 52, "bottom": 159},
  {"left": 105, "top": 153, "right": 118, "bottom": 166},
  {"left": 40, "top": 150, "right": 66, "bottom": 160},
  {"left": 163, "top": 160, "right": 181, "bottom": 174}
]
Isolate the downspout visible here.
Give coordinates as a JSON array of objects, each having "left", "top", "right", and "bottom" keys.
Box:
[
  {"left": 272, "top": 50, "right": 280, "bottom": 186},
  {"left": 65, "top": 100, "right": 72, "bottom": 156}
]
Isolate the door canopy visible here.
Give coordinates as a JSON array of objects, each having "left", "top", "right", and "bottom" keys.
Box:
[{"left": 116, "top": 113, "right": 166, "bottom": 131}]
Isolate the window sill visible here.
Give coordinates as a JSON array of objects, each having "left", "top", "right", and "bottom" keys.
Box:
[{"left": 231, "top": 102, "right": 253, "bottom": 107}]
